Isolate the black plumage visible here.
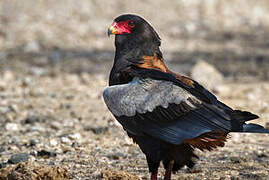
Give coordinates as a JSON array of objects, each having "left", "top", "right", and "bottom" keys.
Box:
[{"left": 104, "top": 14, "right": 269, "bottom": 180}]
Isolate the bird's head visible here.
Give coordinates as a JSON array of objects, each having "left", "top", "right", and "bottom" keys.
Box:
[
  {"left": 107, "top": 14, "right": 164, "bottom": 85},
  {"left": 108, "top": 14, "right": 161, "bottom": 47}
]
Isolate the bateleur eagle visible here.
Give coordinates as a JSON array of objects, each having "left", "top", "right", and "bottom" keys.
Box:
[{"left": 103, "top": 14, "right": 269, "bottom": 180}]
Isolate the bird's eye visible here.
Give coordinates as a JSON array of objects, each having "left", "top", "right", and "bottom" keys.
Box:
[{"left": 128, "top": 21, "right": 135, "bottom": 27}]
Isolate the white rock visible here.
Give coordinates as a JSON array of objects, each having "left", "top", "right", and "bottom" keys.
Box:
[
  {"left": 3, "top": 71, "right": 15, "bottom": 81},
  {"left": 247, "top": 92, "right": 255, "bottom": 100},
  {"left": 0, "top": 81, "right": 6, "bottom": 91},
  {"left": 214, "top": 84, "right": 231, "bottom": 96},
  {"left": 30, "top": 67, "right": 45, "bottom": 76},
  {"left": 24, "top": 41, "right": 40, "bottom": 53},
  {"left": 61, "top": 137, "right": 72, "bottom": 145},
  {"left": 190, "top": 60, "right": 224, "bottom": 91},
  {"left": 5, "top": 123, "right": 19, "bottom": 131},
  {"left": 99, "top": 157, "right": 109, "bottom": 164},
  {"left": 29, "top": 126, "right": 45, "bottom": 132},
  {"left": 124, "top": 136, "right": 133, "bottom": 145},
  {"left": 9, "top": 104, "right": 19, "bottom": 113},
  {"left": 50, "top": 121, "right": 62, "bottom": 130},
  {"left": 113, "top": 120, "right": 122, "bottom": 127},
  {"left": 0, "top": 107, "right": 10, "bottom": 114},
  {"left": 50, "top": 139, "right": 58, "bottom": 146},
  {"left": 68, "top": 133, "right": 82, "bottom": 141}
]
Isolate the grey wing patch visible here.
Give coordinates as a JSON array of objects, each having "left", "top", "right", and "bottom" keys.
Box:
[{"left": 103, "top": 77, "right": 200, "bottom": 117}]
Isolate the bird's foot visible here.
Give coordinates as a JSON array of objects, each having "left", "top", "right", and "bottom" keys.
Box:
[
  {"left": 163, "top": 160, "right": 174, "bottom": 180},
  {"left": 151, "top": 171, "right": 158, "bottom": 180}
]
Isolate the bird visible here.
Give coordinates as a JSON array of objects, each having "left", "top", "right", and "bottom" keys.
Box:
[{"left": 103, "top": 14, "right": 269, "bottom": 180}]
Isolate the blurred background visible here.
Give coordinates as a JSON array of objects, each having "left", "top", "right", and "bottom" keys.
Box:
[
  {"left": 0, "top": 1, "right": 269, "bottom": 179},
  {"left": 1, "top": 0, "right": 269, "bottom": 78}
]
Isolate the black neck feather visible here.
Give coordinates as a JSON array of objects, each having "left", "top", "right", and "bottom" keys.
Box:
[{"left": 109, "top": 34, "right": 162, "bottom": 86}]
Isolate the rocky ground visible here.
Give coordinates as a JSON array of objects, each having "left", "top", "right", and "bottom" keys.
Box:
[
  {"left": 0, "top": 59, "right": 269, "bottom": 180},
  {"left": 1, "top": 1, "right": 269, "bottom": 179}
]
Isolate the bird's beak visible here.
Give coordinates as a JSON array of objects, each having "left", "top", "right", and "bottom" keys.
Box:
[{"left": 107, "top": 22, "right": 117, "bottom": 37}]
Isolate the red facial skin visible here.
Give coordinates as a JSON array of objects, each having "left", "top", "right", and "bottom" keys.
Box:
[{"left": 111, "top": 20, "right": 134, "bottom": 34}]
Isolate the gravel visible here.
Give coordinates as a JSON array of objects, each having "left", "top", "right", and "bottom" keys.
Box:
[
  {"left": 0, "top": 69, "right": 268, "bottom": 179},
  {"left": 0, "top": 1, "right": 269, "bottom": 179}
]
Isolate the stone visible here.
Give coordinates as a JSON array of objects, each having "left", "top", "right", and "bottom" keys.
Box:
[
  {"left": 190, "top": 60, "right": 224, "bottom": 92},
  {"left": 61, "top": 137, "right": 72, "bottom": 145},
  {"left": 24, "top": 41, "right": 40, "bottom": 53},
  {"left": 8, "top": 153, "right": 29, "bottom": 164},
  {"left": 30, "top": 67, "right": 45, "bottom": 76},
  {"left": 84, "top": 126, "right": 108, "bottom": 135},
  {"left": 29, "top": 139, "right": 38, "bottom": 147},
  {"left": 0, "top": 162, "right": 8, "bottom": 169},
  {"left": 68, "top": 133, "right": 81, "bottom": 141},
  {"left": 50, "top": 139, "right": 58, "bottom": 146},
  {"left": 24, "top": 116, "right": 40, "bottom": 124},
  {"left": 37, "top": 150, "right": 57, "bottom": 157},
  {"left": 0, "top": 146, "right": 5, "bottom": 153},
  {"left": 5, "top": 123, "right": 19, "bottom": 131}
]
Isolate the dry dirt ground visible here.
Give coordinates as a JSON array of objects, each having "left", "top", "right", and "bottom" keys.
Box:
[
  {"left": 0, "top": 60, "right": 269, "bottom": 180},
  {"left": 1, "top": 1, "right": 269, "bottom": 180}
]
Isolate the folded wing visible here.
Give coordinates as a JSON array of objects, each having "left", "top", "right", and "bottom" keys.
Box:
[{"left": 103, "top": 77, "right": 242, "bottom": 145}]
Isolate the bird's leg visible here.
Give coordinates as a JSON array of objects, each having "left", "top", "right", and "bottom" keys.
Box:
[
  {"left": 163, "top": 160, "right": 174, "bottom": 180},
  {"left": 151, "top": 171, "right": 158, "bottom": 180}
]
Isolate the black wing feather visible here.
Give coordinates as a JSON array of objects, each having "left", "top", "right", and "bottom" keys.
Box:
[
  {"left": 117, "top": 102, "right": 234, "bottom": 145},
  {"left": 103, "top": 73, "right": 263, "bottom": 146}
]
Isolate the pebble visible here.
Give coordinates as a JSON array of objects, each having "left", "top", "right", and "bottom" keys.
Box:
[
  {"left": 256, "top": 150, "right": 268, "bottom": 158},
  {"left": 0, "top": 162, "right": 8, "bottom": 169},
  {"left": 61, "top": 137, "right": 72, "bottom": 145},
  {"left": 112, "top": 120, "right": 122, "bottom": 127},
  {"left": 29, "top": 139, "right": 38, "bottom": 147},
  {"left": 0, "top": 146, "right": 5, "bottom": 152},
  {"left": 24, "top": 115, "right": 40, "bottom": 124},
  {"left": 5, "top": 123, "right": 19, "bottom": 131},
  {"left": 3, "top": 71, "right": 15, "bottom": 81},
  {"left": 37, "top": 150, "right": 57, "bottom": 157},
  {"left": 50, "top": 139, "right": 58, "bottom": 146},
  {"left": 8, "top": 153, "right": 29, "bottom": 164},
  {"left": 68, "top": 133, "right": 81, "bottom": 141},
  {"left": 190, "top": 60, "right": 224, "bottom": 91},
  {"left": 71, "top": 142, "right": 79, "bottom": 148},
  {"left": 62, "top": 145, "right": 72, "bottom": 153},
  {"left": 30, "top": 150, "right": 38, "bottom": 156},
  {"left": 29, "top": 125, "right": 45, "bottom": 132},
  {"left": 21, "top": 77, "right": 34, "bottom": 87},
  {"left": 247, "top": 92, "right": 255, "bottom": 100},
  {"left": 230, "top": 156, "right": 242, "bottom": 164},
  {"left": 107, "top": 152, "right": 124, "bottom": 160},
  {"left": 30, "top": 67, "right": 45, "bottom": 76},
  {"left": 0, "top": 107, "right": 9, "bottom": 114},
  {"left": 8, "top": 104, "right": 19, "bottom": 113},
  {"left": 124, "top": 136, "right": 133, "bottom": 145},
  {"left": 49, "top": 51, "right": 61, "bottom": 62},
  {"left": 84, "top": 126, "right": 108, "bottom": 135},
  {"left": 50, "top": 121, "right": 62, "bottom": 130},
  {"left": 24, "top": 40, "right": 40, "bottom": 53},
  {"left": 99, "top": 157, "right": 109, "bottom": 164},
  {"left": 0, "top": 81, "right": 6, "bottom": 91},
  {"left": 230, "top": 170, "right": 239, "bottom": 176},
  {"left": 215, "top": 84, "right": 231, "bottom": 96}
]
